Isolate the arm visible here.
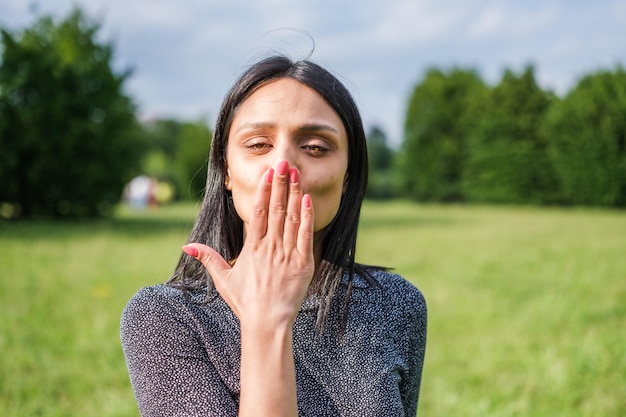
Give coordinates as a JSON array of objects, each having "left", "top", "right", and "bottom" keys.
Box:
[
  {"left": 184, "top": 161, "right": 314, "bottom": 417},
  {"left": 238, "top": 320, "right": 298, "bottom": 415},
  {"left": 401, "top": 288, "right": 428, "bottom": 416},
  {"left": 120, "top": 288, "right": 238, "bottom": 417}
]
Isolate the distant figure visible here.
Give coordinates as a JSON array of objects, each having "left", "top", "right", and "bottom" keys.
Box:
[
  {"left": 121, "top": 54, "right": 427, "bottom": 416},
  {"left": 125, "top": 175, "right": 155, "bottom": 209}
]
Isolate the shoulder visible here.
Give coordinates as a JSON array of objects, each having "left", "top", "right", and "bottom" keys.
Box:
[
  {"left": 124, "top": 282, "right": 212, "bottom": 308},
  {"left": 365, "top": 269, "right": 426, "bottom": 308},
  {"left": 120, "top": 284, "right": 208, "bottom": 335},
  {"left": 348, "top": 268, "right": 427, "bottom": 323},
  {"left": 123, "top": 284, "right": 188, "bottom": 316}
]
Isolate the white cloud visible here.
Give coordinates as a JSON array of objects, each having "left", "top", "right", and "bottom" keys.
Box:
[
  {"left": 1, "top": 0, "right": 625, "bottom": 145},
  {"left": 467, "top": 3, "right": 558, "bottom": 40},
  {"left": 365, "top": 0, "right": 467, "bottom": 46},
  {"left": 469, "top": 5, "right": 507, "bottom": 39},
  {"left": 510, "top": 6, "right": 559, "bottom": 37}
]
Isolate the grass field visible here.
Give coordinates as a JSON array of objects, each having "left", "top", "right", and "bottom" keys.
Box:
[{"left": 1, "top": 201, "right": 624, "bottom": 416}]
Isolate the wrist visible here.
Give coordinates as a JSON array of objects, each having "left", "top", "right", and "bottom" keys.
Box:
[
  {"left": 240, "top": 321, "right": 293, "bottom": 345},
  {"left": 239, "top": 320, "right": 297, "bottom": 416}
]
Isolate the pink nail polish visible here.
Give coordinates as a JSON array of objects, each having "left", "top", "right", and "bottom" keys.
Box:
[
  {"left": 182, "top": 245, "right": 199, "bottom": 258},
  {"left": 303, "top": 194, "right": 312, "bottom": 208},
  {"left": 265, "top": 169, "right": 274, "bottom": 184},
  {"left": 277, "top": 160, "right": 289, "bottom": 176},
  {"left": 289, "top": 168, "right": 299, "bottom": 183}
]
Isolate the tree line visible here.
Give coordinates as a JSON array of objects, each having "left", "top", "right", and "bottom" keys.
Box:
[
  {"left": 0, "top": 9, "right": 212, "bottom": 218},
  {"left": 383, "top": 64, "right": 626, "bottom": 207},
  {"left": 1, "top": 8, "right": 624, "bottom": 218}
]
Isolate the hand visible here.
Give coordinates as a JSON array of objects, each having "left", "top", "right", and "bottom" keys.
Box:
[{"left": 183, "top": 160, "right": 315, "bottom": 331}]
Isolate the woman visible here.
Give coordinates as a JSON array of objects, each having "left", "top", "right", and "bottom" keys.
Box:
[{"left": 121, "top": 55, "right": 427, "bottom": 417}]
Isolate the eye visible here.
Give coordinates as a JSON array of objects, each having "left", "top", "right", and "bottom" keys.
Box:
[
  {"left": 245, "top": 139, "right": 272, "bottom": 152},
  {"left": 301, "top": 140, "right": 332, "bottom": 157},
  {"left": 249, "top": 143, "right": 270, "bottom": 149}
]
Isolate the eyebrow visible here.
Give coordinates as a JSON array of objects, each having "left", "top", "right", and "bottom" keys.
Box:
[
  {"left": 235, "top": 122, "right": 274, "bottom": 132},
  {"left": 235, "top": 122, "right": 341, "bottom": 135}
]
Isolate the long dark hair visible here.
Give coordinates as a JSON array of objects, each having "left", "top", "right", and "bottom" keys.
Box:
[{"left": 168, "top": 55, "right": 373, "bottom": 329}]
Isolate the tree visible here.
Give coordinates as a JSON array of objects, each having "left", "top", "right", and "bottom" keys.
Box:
[
  {"left": 401, "top": 67, "right": 487, "bottom": 202},
  {"left": 140, "top": 118, "right": 212, "bottom": 201},
  {"left": 0, "top": 8, "right": 142, "bottom": 218},
  {"left": 544, "top": 67, "right": 626, "bottom": 207},
  {"left": 365, "top": 125, "right": 396, "bottom": 199},
  {"left": 174, "top": 119, "right": 212, "bottom": 200},
  {"left": 463, "top": 65, "right": 558, "bottom": 204}
]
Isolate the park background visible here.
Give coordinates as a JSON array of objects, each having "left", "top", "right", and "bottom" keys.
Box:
[{"left": 1, "top": 1, "right": 625, "bottom": 416}]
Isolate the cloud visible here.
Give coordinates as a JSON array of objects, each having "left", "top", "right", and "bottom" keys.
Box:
[
  {"left": 368, "top": 0, "right": 465, "bottom": 45},
  {"left": 1, "top": 0, "right": 625, "bottom": 145},
  {"left": 468, "top": 5, "right": 507, "bottom": 39},
  {"left": 511, "top": 6, "right": 558, "bottom": 37},
  {"left": 468, "top": 2, "right": 559, "bottom": 40}
]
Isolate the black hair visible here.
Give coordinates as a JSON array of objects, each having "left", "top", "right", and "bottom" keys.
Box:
[{"left": 168, "top": 55, "right": 375, "bottom": 329}]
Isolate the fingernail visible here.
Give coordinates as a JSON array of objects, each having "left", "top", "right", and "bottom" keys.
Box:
[
  {"left": 303, "top": 194, "right": 312, "bottom": 209},
  {"left": 277, "top": 160, "right": 289, "bottom": 176},
  {"left": 182, "top": 245, "right": 198, "bottom": 258},
  {"left": 265, "top": 168, "right": 274, "bottom": 184},
  {"left": 289, "top": 167, "right": 299, "bottom": 183}
]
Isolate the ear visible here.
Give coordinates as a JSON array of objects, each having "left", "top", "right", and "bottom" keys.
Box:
[{"left": 224, "top": 164, "right": 232, "bottom": 191}]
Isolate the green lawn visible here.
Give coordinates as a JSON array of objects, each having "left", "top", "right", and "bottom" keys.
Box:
[{"left": 1, "top": 201, "right": 624, "bottom": 416}]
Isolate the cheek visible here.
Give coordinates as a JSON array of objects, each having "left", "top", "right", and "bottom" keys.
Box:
[
  {"left": 308, "top": 175, "right": 346, "bottom": 230},
  {"left": 229, "top": 174, "right": 259, "bottom": 224}
]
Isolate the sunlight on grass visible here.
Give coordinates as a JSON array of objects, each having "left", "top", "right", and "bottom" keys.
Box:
[
  {"left": 1, "top": 201, "right": 624, "bottom": 416},
  {"left": 358, "top": 202, "right": 626, "bottom": 417}
]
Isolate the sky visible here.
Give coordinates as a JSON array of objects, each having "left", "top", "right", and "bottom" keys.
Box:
[{"left": 1, "top": 0, "right": 625, "bottom": 146}]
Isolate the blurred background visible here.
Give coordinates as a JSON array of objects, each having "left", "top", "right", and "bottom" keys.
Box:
[
  {"left": 1, "top": 0, "right": 626, "bottom": 213},
  {"left": 0, "top": 1, "right": 624, "bottom": 416}
]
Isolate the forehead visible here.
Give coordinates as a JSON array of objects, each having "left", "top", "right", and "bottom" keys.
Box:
[{"left": 231, "top": 78, "right": 345, "bottom": 128}]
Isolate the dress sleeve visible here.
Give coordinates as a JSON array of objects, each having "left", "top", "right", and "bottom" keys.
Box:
[
  {"left": 120, "top": 288, "right": 238, "bottom": 417},
  {"left": 401, "top": 288, "right": 428, "bottom": 416}
]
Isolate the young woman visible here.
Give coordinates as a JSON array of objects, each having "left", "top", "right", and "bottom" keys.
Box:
[{"left": 121, "top": 55, "right": 427, "bottom": 417}]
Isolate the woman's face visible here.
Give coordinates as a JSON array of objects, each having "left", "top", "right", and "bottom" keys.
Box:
[{"left": 225, "top": 78, "right": 349, "bottom": 234}]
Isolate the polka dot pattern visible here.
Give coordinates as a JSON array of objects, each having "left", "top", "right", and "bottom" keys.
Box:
[{"left": 120, "top": 269, "right": 427, "bottom": 416}]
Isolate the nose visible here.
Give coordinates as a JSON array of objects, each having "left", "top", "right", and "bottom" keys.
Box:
[{"left": 272, "top": 140, "right": 299, "bottom": 171}]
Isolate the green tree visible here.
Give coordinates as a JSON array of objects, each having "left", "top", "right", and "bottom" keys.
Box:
[
  {"left": 140, "top": 118, "right": 212, "bottom": 200},
  {"left": 401, "top": 67, "right": 487, "bottom": 202},
  {"left": 175, "top": 119, "right": 212, "bottom": 200},
  {"left": 365, "top": 125, "right": 396, "bottom": 199},
  {"left": 544, "top": 67, "right": 626, "bottom": 207},
  {"left": 0, "top": 8, "right": 142, "bottom": 218},
  {"left": 463, "top": 65, "right": 558, "bottom": 204},
  {"left": 140, "top": 119, "right": 185, "bottom": 198}
]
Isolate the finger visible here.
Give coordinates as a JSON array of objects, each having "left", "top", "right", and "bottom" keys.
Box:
[
  {"left": 283, "top": 167, "right": 302, "bottom": 249},
  {"left": 267, "top": 160, "right": 289, "bottom": 238},
  {"left": 245, "top": 168, "right": 273, "bottom": 241},
  {"left": 182, "top": 243, "right": 231, "bottom": 282},
  {"left": 296, "top": 194, "right": 314, "bottom": 259}
]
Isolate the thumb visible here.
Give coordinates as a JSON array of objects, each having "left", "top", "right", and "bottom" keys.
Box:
[{"left": 182, "top": 243, "right": 231, "bottom": 281}]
